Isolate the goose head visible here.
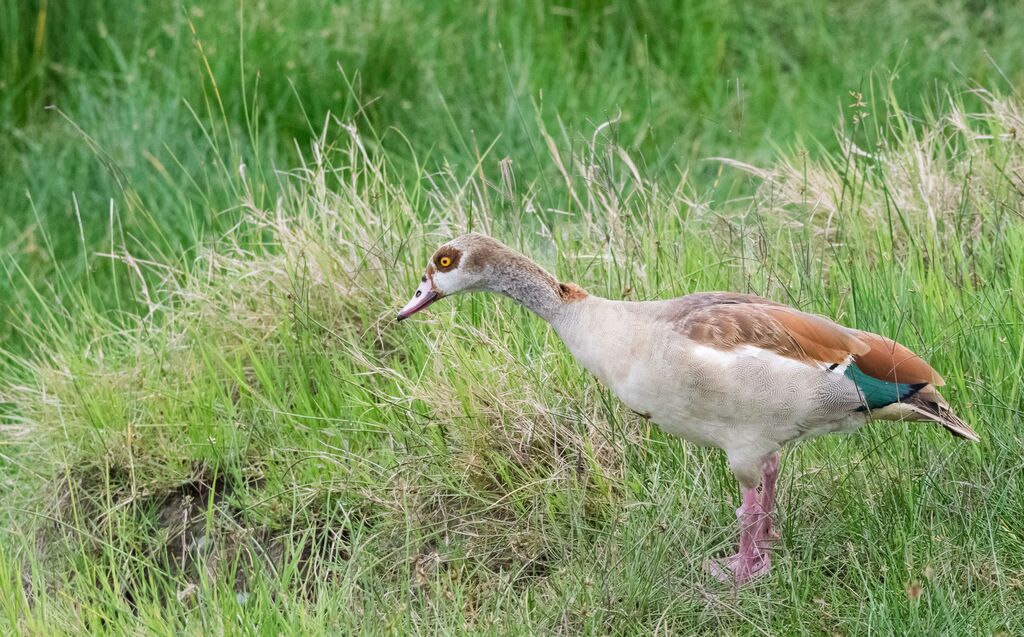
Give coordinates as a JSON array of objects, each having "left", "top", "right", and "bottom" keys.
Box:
[
  {"left": 397, "top": 233, "right": 585, "bottom": 322},
  {"left": 396, "top": 233, "right": 489, "bottom": 320}
]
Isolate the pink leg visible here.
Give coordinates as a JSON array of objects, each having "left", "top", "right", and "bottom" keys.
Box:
[
  {"left": 760, "top": 452, "right": 781, "bottom": 541},
  {"left": 708, "top": 452, "right": 781, "bottom": 584},
  {"left": 708, "top": 486, "right": 772, "bottom": 583}
]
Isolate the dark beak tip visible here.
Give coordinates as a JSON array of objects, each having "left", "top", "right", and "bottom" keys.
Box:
[{"left": 396, "top": 313, "right": 407, "bottom": 322}]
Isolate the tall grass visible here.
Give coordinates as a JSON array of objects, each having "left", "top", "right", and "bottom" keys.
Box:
[
  {"left": 3, "top": 1, "right": 1024, "bottom": 634},
  {"left": 4, "top": 0, "right": 1024, "bottom": 349}
]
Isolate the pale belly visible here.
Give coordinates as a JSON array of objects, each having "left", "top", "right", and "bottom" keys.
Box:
[
  {"left": 617, "top": 371, "right": 867, "bottom": 450},
  {"left": 564, "top": 324, "right": 867, "bottom": 451}
]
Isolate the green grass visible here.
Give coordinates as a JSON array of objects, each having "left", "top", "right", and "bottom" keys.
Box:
[
  {"left": 5, "top": 0, "right": 1024, "bottom": 343},
  {"left": 3, "top": 1, "right": 1024, "bottom": 634}
]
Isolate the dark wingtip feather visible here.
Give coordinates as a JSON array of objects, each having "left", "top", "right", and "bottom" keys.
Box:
[{"left": 905, "top": 395, "right": 980, "bottom": 442}]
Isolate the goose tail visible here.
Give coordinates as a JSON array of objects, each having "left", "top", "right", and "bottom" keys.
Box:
[{"left": 902, "top": 388, "right": 980, "bottom": 442}]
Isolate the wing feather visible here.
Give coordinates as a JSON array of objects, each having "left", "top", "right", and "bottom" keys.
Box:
[
  {"left": 850, "top": 331, "right": 945, "bottom": 386},
  {"left": 668, "top": 293, "right": 941, "bottom": 385},
  {"left": 763, "top": 306, "right": 869, "bottom": 364}
]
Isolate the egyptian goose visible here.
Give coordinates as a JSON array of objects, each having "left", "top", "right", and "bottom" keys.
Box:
[{"left": 397, "top": 233, "right": 978, "bottom": 583}]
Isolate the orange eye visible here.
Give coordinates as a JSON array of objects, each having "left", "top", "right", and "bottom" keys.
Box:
[{"left": 439, "top": 256, "right": 452, "bottom": 268}]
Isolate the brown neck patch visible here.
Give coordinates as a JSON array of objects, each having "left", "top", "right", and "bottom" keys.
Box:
[{"left": 558, "top": 282, "right": 589, "bottom": 302}]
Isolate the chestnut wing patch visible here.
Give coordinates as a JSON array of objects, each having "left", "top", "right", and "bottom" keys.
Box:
[
  {"left": 670, "top": 292, "right": 944, "bottom": 385},
  {"left": 762, "top": 306, "right": 870, "bottom": 365},
  {"left": 672, "top": 294, "right": 866, "bottom": 366},
  {"left": 850, "top": 331, "right": 944, "bottom": 386}
]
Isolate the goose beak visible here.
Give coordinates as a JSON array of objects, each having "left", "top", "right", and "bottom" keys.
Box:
[{"left": 397, "top": 277, "right": 442, "bottom": 321}]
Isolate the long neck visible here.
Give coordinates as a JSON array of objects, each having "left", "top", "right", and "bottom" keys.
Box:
[{"left": 487, "top": 253, "right": 568, "bottom": 322}]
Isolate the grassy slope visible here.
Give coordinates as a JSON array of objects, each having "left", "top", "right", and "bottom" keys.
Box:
[{"left": 2, "top": 1, "right": 1024, "bottom": 635}]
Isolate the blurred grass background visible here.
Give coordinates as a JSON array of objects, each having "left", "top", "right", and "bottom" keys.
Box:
[
  {"left": 4, "top": 0, "right": 1024, "bottom": 349},
  {"left": 2, "top": 1, "right": 1024, "bottom": 634}
]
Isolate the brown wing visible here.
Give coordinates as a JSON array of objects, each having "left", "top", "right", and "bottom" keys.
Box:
[
  {"left": 763, "top": 306, "right": 870, "bottom": 364},
  {"left": 669, "top": 293, "right": 945, "bottom": 384},
  {"left": 670, "top": 293, "right": 867, "bottom": 366},
  {"left": 851, "top": 331, "right": 945, "bottom": 386}
]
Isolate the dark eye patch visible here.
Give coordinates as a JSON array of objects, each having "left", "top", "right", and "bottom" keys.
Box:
[{"left": 433, "top": 247, "right": 461, "bottom": 271}]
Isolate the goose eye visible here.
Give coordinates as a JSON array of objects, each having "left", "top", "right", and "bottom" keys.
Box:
[{"left": 439, "top": 256, "right": 452, "bottom": 268}]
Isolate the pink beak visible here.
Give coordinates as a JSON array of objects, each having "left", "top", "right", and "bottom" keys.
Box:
[{"left": 397, "top": 276, "right": 442, "bottom": 321}]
